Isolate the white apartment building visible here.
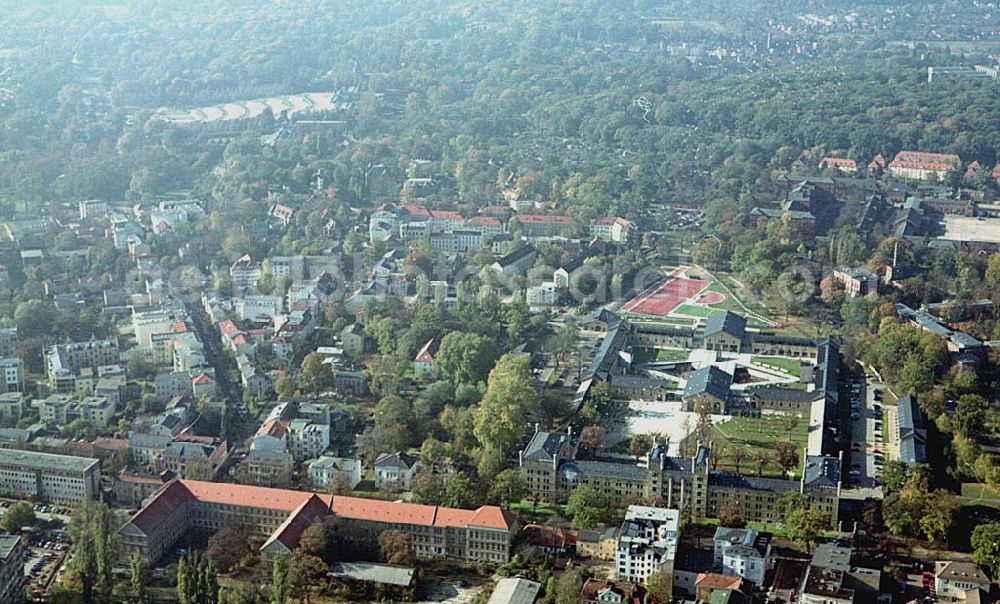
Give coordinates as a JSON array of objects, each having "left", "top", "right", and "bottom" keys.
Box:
[
  {"left": 616, "top": 506, "right": 679, "bottom": 583},
  {"left": 526, "top": 282, "right": 558, "bottom": 307},
  {"left": 713, "top": 527, "right": 773, "bottom": 585},
  {"left": 590, "top": 217, "right": 634, "bottom": 244},
  {"left": 286, "top": 419, "right": 330, "bottom": 462},
  {"left": 308, "top": 455, "right": 363, "bottom": 490},
  {"left": 0, "top": 358, "right": 23, "bottom": 393}
]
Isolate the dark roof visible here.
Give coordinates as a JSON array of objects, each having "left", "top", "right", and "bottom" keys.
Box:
[
  {"left": 709, "top": 472, "right": 799, "bottom": 493},
  {"left": 495, "top": 245, "right": 536, "bottom": 268},
  {"left": 584, "top": 319, "right": 631, "bottom": 381},
  {"left": 897, "top": 395, "right": 927, "bottom": 465},
  {"left": 749, "top": 387, "right": 817, "bottom": 403},
  {"left": 522, "top": 431, "right": 568, "bottom": 463},
  {"left": 683, "top": 366, "right": 732, "bottom": 402},
  {"left": 374, "top": 451, "right": 418, "bottom": 470},
  {"left": 572, "top": 459, "right": 648, "bottom": 481},
  {"left": 803, "top": 455, "right": 841, "bottom": 489},
  {"left": 705, "top": 311, "right": 746, "bottom": 340}
]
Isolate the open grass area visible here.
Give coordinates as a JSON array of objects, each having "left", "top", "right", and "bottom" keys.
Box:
[
  {"left": 961, "top": 483, "right": 1000, "bottom": 508},
  {"left": 509, "top": 500, "right": 568, "bottom": 517},
  {"left": 703, "top": 415, "right": 810, "bottom": 479},
  {"left": 673, "top": 304, "right": 719, "bottom": 318},
  {"left": 752, "top": 356, "right": 803, "bottom": 377},
  {"left": 632, "top": 347, "right": 689, "bottom": 363}
]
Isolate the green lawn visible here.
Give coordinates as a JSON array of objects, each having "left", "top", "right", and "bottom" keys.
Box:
[
  {"left": 961, "top": 483, "right": 1000, "bottom": 508},
  {"left": 752, "top": 356, "right": 803, "bottom": 377},
  {"left": 509, "top": 500, "right": 568, "bottom": 517},
  {"left": 701, "top": 416, "right": 810, "bottom": 478},
  {"left": 673, "top": 304, "right": 720, "bottom": 318},
  {"left": 632, "top": 347, "right": 689, "bottom": 363}
]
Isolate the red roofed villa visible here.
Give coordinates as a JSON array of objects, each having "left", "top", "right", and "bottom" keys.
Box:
[{"left": 820, "top": 157, "right": 858, "bottom": 173}]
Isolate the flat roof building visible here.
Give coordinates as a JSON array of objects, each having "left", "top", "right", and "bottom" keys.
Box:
[{"left": 0, "top": 448, "right": 100, "bottom": 503}]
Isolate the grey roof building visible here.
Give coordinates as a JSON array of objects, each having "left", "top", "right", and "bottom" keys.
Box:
[
  {"left": 705, "top": 311, "right": 747, "bottom": 341},
  {"left": 487, "top": 577, "right": 542, "bottom": 604},
  {"left": 682, "top": 366, "right": 733, "bottom": 410},
  {"left": 897, "top": 395, "right": 927, "bottom": 465}
]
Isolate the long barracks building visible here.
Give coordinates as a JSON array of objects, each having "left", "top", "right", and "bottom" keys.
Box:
[
  {"left": 119, "top": 479, "right": 516, "bottom": 565},
  {"left": 520, "top": 435, "right": 841, "bottom": 528}
]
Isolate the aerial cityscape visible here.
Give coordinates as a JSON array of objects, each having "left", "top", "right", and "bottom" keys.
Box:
[{"left": 3, "top": 0, "right": 1000, "bottom": 603}]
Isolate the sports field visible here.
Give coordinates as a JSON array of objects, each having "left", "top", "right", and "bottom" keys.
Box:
[{"left": 622, "top": 266, "right": 717, "bottom": 317}]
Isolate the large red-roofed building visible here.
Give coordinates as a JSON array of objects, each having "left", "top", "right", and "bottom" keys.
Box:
[
  {"left": 118, "top": 479, "right": 515, "bottom": 565},
  {"left": 888, "top": 151, "right": 960, "bottom": 181}
]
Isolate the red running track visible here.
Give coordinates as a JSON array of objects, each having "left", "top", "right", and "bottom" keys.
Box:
[{"left": 621, "top": 266, "right": 711, "bottom": 317}]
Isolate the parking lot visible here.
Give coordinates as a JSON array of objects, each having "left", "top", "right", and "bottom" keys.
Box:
[
  {"left": 0, "top": 500, "right": 72, "bottom": 601},
  {"left": 846, "top": 378, "right": 887, "bottom": 494}
]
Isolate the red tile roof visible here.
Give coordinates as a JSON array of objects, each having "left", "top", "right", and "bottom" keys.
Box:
[
  {"left": 402, "top": 205, "right": 431, "bottom": 217},
  {"left": 128, "top": 480, "right": 196, "bottom": 534},
  {"left": 895, "top": 150, "right": 960, "bottom": 165},
  {"left": 467, "top": 216, "right": 501, "bottom": 226},
  {"left": 821, "top": 157, "right": 857, "bottom": 170},
  {"left": 430, "top": 210, "right": 463, "bottom": 221},
  {"left": 890, "top": 160, "right": 955, "bottom": 172},
  {"left": 191, "top": 373, "right": 215, "bottom": 385},
  {"left": 696, "top": 573, "right": 745, "bottom": 590},
  {"left": 255, "top": 419, "right": 288, "bottom": 440},
  {"left": 219, "top": 320, "right": 238, "bottom": 336},
  {"left": 513, "top": 214, "right": 575, "bottom": 225},
  {"left": 262, "top": 494, "right": 331, "bottom": 552},
  {"left": 126, "top": 480, "right": 515, "bottom": 540},
  {"left": 415, "top": 337, "right": 440, "bottom": 363}
]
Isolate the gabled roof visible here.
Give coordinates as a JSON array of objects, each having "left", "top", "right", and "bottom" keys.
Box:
[
  {"left": 374, "top": 451, "right": 418, "bottom": 470},
  {"left": 935, "top": 561, "right": 990, "bottom": 585},
  {"left": 696, "top": 573, "right": 746, "bottom": 590},
  {"left": 255, "top": 419, "right": 288, "bottom": 440},
  {"left": 683, "top": 366, "right": 732, "bottom": 402},
  {"left": 126, "top": 480, "right": 196, "bottom": 534},
  {"left": 522, "top": 431, "right": 569, "bottom": 463},
  {"left": 261, "top": 494, "right": 330, "bottom": 552},
  {"left": 705, "top": 311, "right": 746, "bottom": 340},
  {"left": 414, "top": 338, "right": 440, "bottom": 363}
]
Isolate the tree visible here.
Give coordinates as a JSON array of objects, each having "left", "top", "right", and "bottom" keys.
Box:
[
  {"left": 775, "top": 441, "right": 800, "bottom": 477},
  {"left": 443, "top": 474, "right": 483, "bottom": 509},
  {"left": 129, "top": 552, "right": 149, "bottom": 604},
  {"left": 718, "top": 499, "right": 747, "bottom": 528},
  {"left": 566, "top": 486, "right": 605, "bottom": 529},
  {"left": 272, "top": 552, "right": 289, "bottom": 604},
  {"left": 785, "top": 506, "right": 830, "bottom": 550},
  {"left": 881, "top": 460, "right": 910, "bottom": 494},
  {"left": 578, "top": 425, "right": 606, "bottom": 459},
  {"left": 68, "top": 500, "right": 119, "bottom": 603},
  {"left": 286, "top": 551, "right": 327, "bottom": 604},
  {"left": 473, "top": 355, "right": 537, "bottom": 454},
  {"left": 953, "top": 394, "right": 988, "bottom": 439},
  {"left": 378, "top": 529, "right": 416, "bottom": 566},
  {"left": 1, "top": 501, "right": 35, "bottom": 533},
  {"left": 919, "top": 490, "right": 959, "bottom": 543},
  {"left": 489, "top": 469, "right": 526, "bottom": 505},
  {"left": 972, "top": 523, "right": 1000, "bottom": 579},
  {"left": 435, "top": 331, "right": 500, "bottom": 385},
  {"left": 298, "top": 352, "right": 333, "bottom": 394},
  {"left": 274, "top": 376, "right": 296, "bottom": 398},
  {"left": 328, "top": 471, "right": 354, "bottom": 496},
  {"left": 177, "top": 552, "right": 218, "bottom": 604},
  {"left": 730, "top": 445, "right": 750, "bottom": 475},
  {"left": 646, "top": 568, "right": 673, "bottom": 603},
  {"left": 628, "top": 434, "right": 654, "bottom": 461},
  {"left": 206, "top": 525, "right": 252, "bottom": 573}
]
